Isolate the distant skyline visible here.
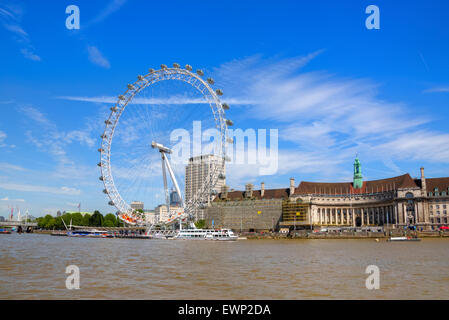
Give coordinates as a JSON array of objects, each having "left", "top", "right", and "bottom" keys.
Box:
[{"left": 1, "top": 1, "right": 448, "bottom": 217}]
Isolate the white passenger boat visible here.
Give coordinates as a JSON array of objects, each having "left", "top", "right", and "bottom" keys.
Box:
[
  {"left": 387, "top": 236, "right": 421, "bottom": 242},
  {"left": 174, "top": 228, "right": 238, "bottom": 241}
]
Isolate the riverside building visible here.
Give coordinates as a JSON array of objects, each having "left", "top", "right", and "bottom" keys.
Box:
[
  {"left": 185, "top": 154, "right": 226, "bottom": 219},
  {"left": 205, "top": 157, "right": 449, "bottom": 231}
]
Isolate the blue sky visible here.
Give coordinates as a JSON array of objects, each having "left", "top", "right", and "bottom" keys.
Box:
[{"left": 0, "top": 0, "right": 448, "bottom": 217}]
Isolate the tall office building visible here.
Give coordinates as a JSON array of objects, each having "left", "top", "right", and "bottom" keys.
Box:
[
  {"left": 185, "top": 154, "right": 225, "bottom": 219},
  {"left": 170, "top": 188, "right": 182, "bottom": 206}
]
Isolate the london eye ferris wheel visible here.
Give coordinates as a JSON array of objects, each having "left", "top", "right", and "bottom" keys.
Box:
[{"left": 98, "top": 63, "right": 232, "bottom": 226}]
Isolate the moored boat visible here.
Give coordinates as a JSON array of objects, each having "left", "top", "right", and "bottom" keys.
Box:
[
  {"left": 174, "top": 228, "right": 238, "bottom": 241},
  {"left": 387, "top": 236, "right": 421, "bottom": 242},
  {"left": 67, "top": 229, "right": 113, "bottom": 238}
]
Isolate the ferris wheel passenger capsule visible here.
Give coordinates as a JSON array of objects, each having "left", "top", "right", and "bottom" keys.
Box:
[
  {"left": 173, "top": 63, "right": 180, "bottom": 68},
  {"left": 99, "top": 176, "right": 104, "bottom": 181},
  {"left": 215, "top": 89, "right": 223, "bottom": 96},
  {"left": 110, "top": 106, "right": 118, "bottom": 112},
  {"left": 222, "top": 103, "right": 230, "bottom": 110},
  {"left": 108, "top": 201, "right": 114, "bottom": 206},
  {"left": 225, "top": 119, "right": 234, "bottom": 126},
  {"left": 161, "top": 64, "right": 167, "bottom": 69},
  {"left": 103, "top": 189, "right": 108, "bottom": 194},
  {"left": 148, "top": 68, "right": 155, "bottom": 73},
  {"left": 100, "top": 134, "right": 107, "bottom": 139},
  {"left": 185, "top": 64, "right": 193, "bottom": 71},
  {"left": 104, "top": 120, "right": 112, "bottom": 125},
  {"left": 97, "top": 162, "right": 102, "bottom": 167},
  {"left": 127, "top": 84, "right": 135, "bottom": 90},
  {"left": 207, "top": 78, "right": 214, "bottom": 85},
  {"left": 196, "top": 69, "right": 204, "bottom": 76},
  {"left": 118, "top": 95, "right": 125, "bottom": 100},
  {"left": 98, "top": 148, "right": 104, "bottom": 152}
]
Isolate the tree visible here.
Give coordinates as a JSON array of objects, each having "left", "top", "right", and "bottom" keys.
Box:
[
  {"left": 89, "top": 210, "right": 104, "bottom": 227},
  {"left": 81, "top": 213, "right": 91, "bottom": 226},
  {"left": 38, "top": 214, "right": 56, "bottom": 229},
  {"left": 71, "top": 212, "right": 83, "bottom": 226},
  {"left": 194, "top": 219, "right": 206, "bottom": 229},
  {"left": 103, "top": 213, "right": 117, "bottom": 227}
]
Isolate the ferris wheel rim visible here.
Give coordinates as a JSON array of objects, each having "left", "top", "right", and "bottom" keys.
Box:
[{"left": 98, "top": 65, "right": 229, "bottom": 225}]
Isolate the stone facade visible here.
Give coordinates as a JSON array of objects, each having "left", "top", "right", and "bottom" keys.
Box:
[{"left": 205, "top": 163, "right": 449, "bottom": 231}]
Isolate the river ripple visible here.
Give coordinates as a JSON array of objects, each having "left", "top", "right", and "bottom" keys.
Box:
[{"left": 0, "top": 234, "right": 448, "bottom": 299}]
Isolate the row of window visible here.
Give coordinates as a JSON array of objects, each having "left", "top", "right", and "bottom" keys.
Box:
[
  {"left": 428, "top": 188, "right": 449, "bottom": 197},
  {"left": 430, "top": 204, "right": 447, "bottom": 209},
  {"left": 430, "top": 218, "right": 449, "bottom": 224},
  {"left": 429, "top": 211, "right": 447, "bottom": 215}
]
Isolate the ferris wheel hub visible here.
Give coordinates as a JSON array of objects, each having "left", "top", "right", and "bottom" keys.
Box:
[{"left": 151, "top": 141, "right": 172, "bottom": 154}]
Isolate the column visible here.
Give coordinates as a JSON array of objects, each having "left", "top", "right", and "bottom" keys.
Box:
[
  {"left": 387, "top": 207, "right": 390, "bottom": 225},
  {"left": 414, "top": 202, "right": 419, "bottom": 224},
  {"left": 352, "top": 208, "right": 355, "bottom": 227},
  {"left": 403, "top": 202, "right": 407, "bottom": 225},
  {"left": 361, "top": 208, "right": 364, "bottom": 226},
  {"left": 394, "top": 204, "right": 398, "bottom": 225}
]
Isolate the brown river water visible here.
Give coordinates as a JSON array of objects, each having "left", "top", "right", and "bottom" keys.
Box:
[{"left": 0, "top": 233, "right": 448, "bottom": 299}]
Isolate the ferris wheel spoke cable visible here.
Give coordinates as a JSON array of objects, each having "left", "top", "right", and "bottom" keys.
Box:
[{"left": 114, "top": 153, "right": 152, "bottom": 198}]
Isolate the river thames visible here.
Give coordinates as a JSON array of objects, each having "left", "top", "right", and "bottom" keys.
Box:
[{"left": 0, "top": 233, "right": 448, "bottom": 299}]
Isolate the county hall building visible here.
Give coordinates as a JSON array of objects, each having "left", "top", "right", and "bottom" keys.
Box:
[{"left": 205, "top": 158, "right": 449, "bottom": 231}]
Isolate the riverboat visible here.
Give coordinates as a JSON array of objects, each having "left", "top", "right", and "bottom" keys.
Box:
[
  {"left": 174, "top": 228, "right": 238, "bottom": 241},
  {"left": 67, "top": 229, "right": 114, "bottom": 238},
  {"left": 387, "top": 236, "right": 421, "bottom": 242}
]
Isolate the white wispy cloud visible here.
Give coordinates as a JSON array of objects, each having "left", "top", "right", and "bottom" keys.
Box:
[
  {"left": 0, "top": 197, "right": 25, "bottom": 202},
  {"left": 57, "top": 95, "right": 255, "bottom": 105},
  {"left": 89, "top": 0, "right": 128, "bottom": 25},
  {"left": 20, "top": 105, "right": 99, "bottom": 170},
  {"left": 0, "top": 183, "right": 80, "bottom": 195},
  {"left": 0, "top": 3, "right": 41, "bottom": 61},
  {"left": 87, "top": 45, "right": 111, "bottom": 69},
  {"left": 0, "top": 162, "right": 26, "bottom": 172},
  {"left": 0, "top": 130, "right": 15, "bottom": 148},
  {"left": 211, "top": 53, "right": 449, "bottom": 182},
  {"left": 424, "top": 86, "right": 449, "bottom": 93},
  {"left": 20, "top": 48, "right": 41, "bottom": 61}
]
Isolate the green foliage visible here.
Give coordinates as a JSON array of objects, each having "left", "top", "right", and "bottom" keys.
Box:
[
  {"left": 71, "top": 212, "right": 83, "bottom": 226},
  {"left": 103, "top": 213, "right": 117, "bottom": 227},
  {"left": 89, "top": 211, "right": 104, "bottom": 227},
  {"left": 81, "top": 213, "right": 91, "bottom": 226},
  {"left": 36, "top": 210, "right": 121, "bottom": 229},
  {"left": 194, "top": 219, "right": 206, "bottom": 229}
]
